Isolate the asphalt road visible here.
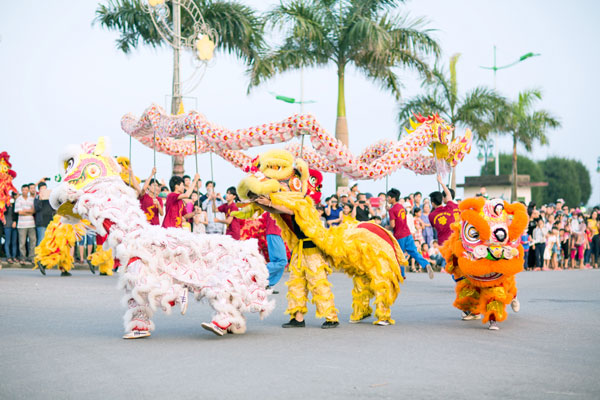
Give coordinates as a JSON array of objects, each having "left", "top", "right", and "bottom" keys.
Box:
[{"left": 1, "top": 267, "right": 599, "bottom": 399}]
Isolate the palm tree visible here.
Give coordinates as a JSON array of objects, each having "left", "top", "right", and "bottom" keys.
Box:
[
  {"left": 95, "top": 0, "right": 264, "bottom": 176},
  {"left": 397, "top": 53, "right": 504, "bottom": 190},
  {"left": 249, "top": 0, "right": 440, "bottom": 188},
  {"left": 494, "top": 89, "right": 560, "bottom": 202}
]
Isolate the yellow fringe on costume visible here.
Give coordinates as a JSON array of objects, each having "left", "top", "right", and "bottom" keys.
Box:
[
  {"left": 88, "top": 248, "right": 114, "bottom": 276},
  {"left": 34, "top": 215, "right": 86, "bottom": 272},
  {"left": 270, "top": 192, "right": 407, "bottom": 324},
  {"left": 453, "top": 276, "right": 517, "bottom": 323},
  {"left": 286, "top": 246, "right": 338, "bottom": 321}
]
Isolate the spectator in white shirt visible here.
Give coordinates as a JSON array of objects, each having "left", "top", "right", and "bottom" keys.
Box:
[{"left": 14, "top": 184, "right": 36, "bottom": 263}]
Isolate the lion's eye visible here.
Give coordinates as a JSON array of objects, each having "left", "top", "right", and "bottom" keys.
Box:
[
  {"left": 65, "top": 158, "right": 74, "bottom": 171},
  {"left": 309, "top": 176, "right": 316, "bottom": 185},
  {"left": 462, "top": 223, "right": 480, "bottom": 244}
]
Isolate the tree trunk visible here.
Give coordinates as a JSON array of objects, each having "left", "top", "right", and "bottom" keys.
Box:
[
  {"left": 511, "top": 134, "right": 518, "bottom": 202},
  {"left": 335, "top": 65, "right": 349, "bottom": 189}
]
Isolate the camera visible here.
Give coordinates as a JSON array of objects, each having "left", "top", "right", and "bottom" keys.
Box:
[{"left": 359, "top": 200, "right": 366, "bottom": 204}]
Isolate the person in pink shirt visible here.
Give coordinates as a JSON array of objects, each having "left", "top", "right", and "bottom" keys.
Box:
[
  {"left": 214, "top": 187, "right": 241, "bottom": 240},
  {"left": 162, "top": 174, "right": 200, "bottom": 228}
]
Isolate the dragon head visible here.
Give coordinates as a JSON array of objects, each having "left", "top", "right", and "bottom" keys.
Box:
[
  {"left": 50, "top": 137, "right": 121, "bottom": 218},
  {"left": 446, "top": 197, "right": 528, "bottom": 287},
  {"left": 237, "top": 149, "right": 308, "bottom": 201}
]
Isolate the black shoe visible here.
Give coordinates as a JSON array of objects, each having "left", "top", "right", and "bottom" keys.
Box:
[
  {"left": 266, "top": 285, "right": 279, "bottom": 294},
  {"left": 282, "top": 318, "right": 305, "bottom": 328},
  {"left": 37, "top": 262, "right": 46, "bottom": 276},
  {"left": 99, "top": 272, "right": 107, "bottom": 276},
  {"left": 87, "top": 260, "right": 96, "bottom": 274},
  {"left": 321, "top": 320, "right": 339, "bottom": 329},
  {"left": 60, "top": 270, "right": 72, "bottom": 277}
]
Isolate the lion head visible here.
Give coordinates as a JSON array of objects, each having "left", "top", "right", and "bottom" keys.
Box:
[
  {"left": 50, "top": 137, "right": 122, "bottom": 218},
  {"left": 237, "top": 149, "right": 308, "bottom": 201},
  {"left": 445, "top": 197, "right": 528, "bottom": 287}
]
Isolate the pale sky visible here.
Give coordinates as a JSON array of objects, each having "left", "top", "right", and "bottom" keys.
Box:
[{"left": 1, "top": 0, "right": 599, "bottom": 206}]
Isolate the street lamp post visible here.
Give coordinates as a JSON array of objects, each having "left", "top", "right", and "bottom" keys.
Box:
[
  {"left": 476, "top": 139, "right": 495, "bottom": 175},
  {"left": 480, "top": 46, "right": 540, "bottom": 176},
  {"left": 596, "top": 156, "right": 600, "bottom": 205}
]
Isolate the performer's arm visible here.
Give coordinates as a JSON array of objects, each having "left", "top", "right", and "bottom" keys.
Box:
[
  {"left": 437, "top": 174, "right": 452, "bottom": 202},
  {"left": 178, "top": 173, "right": 200, "bottom": 200},
  {"left": 141, "top": 167, "right": 157, "bottom": 194},
  {"left": 254, "top": 196, "right": 293, "bottom": 215}
]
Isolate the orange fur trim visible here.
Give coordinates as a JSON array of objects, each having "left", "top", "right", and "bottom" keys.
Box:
[
  {"left": 504, "top": 201, "right": 528, "bottom": 240},
  {"left": 459, "top": 197, "right": 485, "bottom": 212}
]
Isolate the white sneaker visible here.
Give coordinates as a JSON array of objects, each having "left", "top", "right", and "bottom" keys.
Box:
[
  {"left": 201, "top": 321, "right": 226, "bottom": 336},
  {"left": 510, "top": 298, "right": 520, "bottom": 313},
  {"left": 426, "top": 263, "right": 434, "bottom": 280},
  {"left": 461, "top": 312, "right": 482, "bottom": 321},
  {"left": 180, "top": 287, "right": 189, "bottom": 315},
  {"left": 374, "top": 320, "right": 391, "bottom": 326},
  {"left": 488, "top": 320, "right": 499, "bottom": 330},
  {"left": 122, "top": 330, "right": 151, "bottom": 339},
  {"left": 349, "top": 314, "right": 371, "bottom": 324}
]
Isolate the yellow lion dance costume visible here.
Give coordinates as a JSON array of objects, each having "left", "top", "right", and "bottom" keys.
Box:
[
  {"left": 34, "top": 214, "right": 114, "bottom": 276},
  {"left": 33, "top": 156, "right": 139, "bottom": 276},
  {"left": 237, "top": 150, "right": 407, "bottom": 326},
  {"left": 442, "top": 197, "right": 528, "bottom": 330}
]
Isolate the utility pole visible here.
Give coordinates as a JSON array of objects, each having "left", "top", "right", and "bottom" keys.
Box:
[{"left": 171, "top": 0, "right": 184, "bottom": 176}]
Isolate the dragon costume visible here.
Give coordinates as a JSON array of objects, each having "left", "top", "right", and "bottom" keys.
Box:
[
  {"left": 0, "top": 151, "right": 17, "bottom": 225},
  {"left": 441, "top": 197, "right": 528, "bottom": 330},
  {"left": 237, "top": 149, "right": 408, "bottom": 325}
]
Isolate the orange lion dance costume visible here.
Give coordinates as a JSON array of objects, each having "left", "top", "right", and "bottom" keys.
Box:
[{"left": 442, "top": 197, "right": 528, "bottom": 330}]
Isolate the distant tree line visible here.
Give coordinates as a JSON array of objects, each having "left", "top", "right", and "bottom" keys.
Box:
[{"left": 481, "top": 154, "right": 592, "bottom": 207}]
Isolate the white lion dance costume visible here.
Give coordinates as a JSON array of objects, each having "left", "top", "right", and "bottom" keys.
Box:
[
  {"left": 50, "top": 137, "right": 274, "bottom": 339},
  {"left": 237, "top": 150, "right": 408, "bottom": 326}
]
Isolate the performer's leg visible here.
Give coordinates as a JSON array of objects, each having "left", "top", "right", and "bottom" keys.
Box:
[
  {"left": 203, "top": 291, "right": 245, "bottom": 336},
  {"left": 285, "top": 251, "right": 309, "bottom": 320},
  {"left": 454, "top": 279, "right": 482, "bottom": 318},
  {"left": 266, "top": 234, "right": 287, "bottom": 287},
  {"left": 350, "top": 274, "right": 372, "bottom": 322},
  {"left": 122, "top": 296, "right": 154, "bottom": 338},
  {"left": 304, "top": 249, "right": 338, "bottom": 322}
]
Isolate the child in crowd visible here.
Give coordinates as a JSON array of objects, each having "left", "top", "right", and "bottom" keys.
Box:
[
  {"left": 192, "top": 205, "right": 208, "bottom": 234},
  {"left": 559, "top": 228, "right": 570, "bottom": 269},
  {"left": 341, "top": 203, "right": 355, "bottom": 223},
  {"left": 544, "top": 226, "right": 559, "bottom": 270},
  {"left": 428, "top": 240, "right": 446, "bottom": 271},
  {"left": 520, "top": 229, "right": 530, "bottom": 270}
]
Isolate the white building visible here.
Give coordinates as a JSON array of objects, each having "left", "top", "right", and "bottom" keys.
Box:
[{"left": 458, "top": 175, "right": 547, "bottom": 204}]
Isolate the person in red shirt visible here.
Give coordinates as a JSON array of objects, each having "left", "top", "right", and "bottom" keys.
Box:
[
  {"left": 214, "top": 186, "right": 241, "bottom": 240},
  {"left": 387, "top": 188, "right": 433, "bottom": 279},
  {"left": 137, "top": 168, "right": 164, "bottom": 225},
  {"left": 162, "top": 174, "right": 200, "bottom": 228},
  {"left": 428, "top": 174, "right": 460, "bottom": 246}
]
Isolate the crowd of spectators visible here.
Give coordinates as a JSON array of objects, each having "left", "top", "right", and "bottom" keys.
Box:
[
  {"left": 523, "top": 199, "right": 599, "bottom": 270},
  {"left": 3, "top": 168, "right": 599, "bottom": 275}
]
